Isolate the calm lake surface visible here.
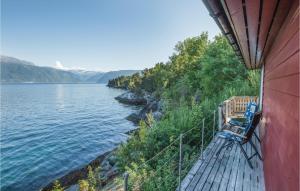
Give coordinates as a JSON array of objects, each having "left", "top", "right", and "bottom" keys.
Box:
[{"left": 1, "top": 84, "right": 139, "bottom": 191}]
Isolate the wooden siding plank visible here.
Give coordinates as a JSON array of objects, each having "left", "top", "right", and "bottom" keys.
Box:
[
  {"left": 264, "top": 74, "right": 299, "bottom": 97},
  {"left": 264, "top": 51, "right": 299, "bottom": 81},
  {"left": 263, "top": 86, "right": 299, "bottom": 123},
  {"left": 246, "top": 0, "right": 260, "bottom": 68},
  {"left": 259, "top": 0, "right": 293, "bottom": 66},
  {"left": 264, "top": 0, "right": 299, "bottom": 64},
  {"left": 265, "top": 30, "right": 300, "bottom": 75},
  {"left": 225, "top": 0, "right": 251, "bottom": 68},
  {"left": 256, "top": 0, "right": 277, "bottom": 66}
]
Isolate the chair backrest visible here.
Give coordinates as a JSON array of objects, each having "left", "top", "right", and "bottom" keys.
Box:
[
  {"left": 244, "top": 111, "right": 262, "bottom": 142},
  {"left": 244, "top": 102, "right": 258, "bottom": 122}
]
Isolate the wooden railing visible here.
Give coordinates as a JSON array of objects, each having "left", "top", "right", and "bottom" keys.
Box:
[{"left": 218, "top": 96, "right": 259, "bottom": 129}]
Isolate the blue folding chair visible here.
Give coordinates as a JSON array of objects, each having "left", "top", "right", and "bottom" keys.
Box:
[
  {"left": 228, "top": 102, "right": 258, "bottom": 126},
  {"left": 226, "top": 102, "right": 261, "bottom": 142},
  {"left": 216, "top": 111, "right": 263, "bottom": 169}
]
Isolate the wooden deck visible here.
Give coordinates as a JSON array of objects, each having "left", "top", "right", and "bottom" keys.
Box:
[{"left": 179, "top": 134, "right": 265, "bottom": 191}]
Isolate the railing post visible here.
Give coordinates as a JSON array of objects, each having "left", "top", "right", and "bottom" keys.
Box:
[
  {"left": 212, "top": 110, "right": 216, "bottom": 139},
  {"left": 201, "top": 119, "right": 205, "bottom": 159},
  {"left": 178, "top": 134, "right": 183, "bottom": 191},
  {"left": 123, "top": 172, "right": 129, "bottom": 191},
  {"left": 218, "top": 105, "right": 223, "bottom": 130}
]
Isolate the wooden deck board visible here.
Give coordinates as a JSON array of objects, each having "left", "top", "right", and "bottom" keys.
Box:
[
  {"left": 201, "top": 144, "right": 226, "bottom": 191},
  {"left": 218, "top": 144, "right": 238, "bottom": 191},
  {"left": 179, "top": 139, "right": 219, "bottom": 191},
  {"left": 194, "top": 141, "right": 225, "bottom": 191},
  {"left": 178, "top": 136, "right": 265, "bottom": 191},
  {"left": 185, "top": 139, "right": 223, "bottom": 190},
  {"left": 226, "top": 142, "right": 241, "bottom": 191},
  {"left": 209, "top": 143, "right": 232, "bottom": 191}
]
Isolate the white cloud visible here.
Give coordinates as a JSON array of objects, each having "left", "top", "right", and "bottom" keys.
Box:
[
  {"left": 54, "top": 60, "right": 88, "bottom": 71},
  {"left": 55, "top": 61, "right": 65, "bottom": 70}
]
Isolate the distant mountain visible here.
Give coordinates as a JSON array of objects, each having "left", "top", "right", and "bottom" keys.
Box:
[
  {"left": 0, "top": 56, "right": 139, "bottom": 83},
  {"left": 1, "top": 56, "right": 81, "bottom": 83},
  {"left": 68, "top": 70, "right": 104, "bottom": 82},
  {"left": 1, "top": 56, "right": 35, "bottom": 66},
  {"left": 97, "top": 70, "right": 140, "bottom": 83}
]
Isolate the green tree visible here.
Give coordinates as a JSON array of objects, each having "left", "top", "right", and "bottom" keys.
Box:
[
  {"left": 200, "top": 34, "right": 247, "bottom": 97},
  {"left": 52, "top": 180, "right": 64, "bottom": 191},
  {"left": 87, "top": 166, "right": 97, "bottom": 189},
  {"left": 79, "top": 180, "right": 89, "bottom": 191}
]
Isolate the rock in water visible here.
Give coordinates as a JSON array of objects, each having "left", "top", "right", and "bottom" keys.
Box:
[
  {"left": 115, "top": 92, "right": 147, "bottom": 105},
  {"left": 126, "top": 100, "right": 163, "bottom": 124},
  {"left": 126, "top": 113, "right": 141, "bottom": 124}
]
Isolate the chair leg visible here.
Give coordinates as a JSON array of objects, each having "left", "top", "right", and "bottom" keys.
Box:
[
  {"left": 249, "top": 139, "right": 263, "bottom": 160},
  {"left": 254, "top": 131, "right": 261, "bottom": 143},
  {"left": 238, "top": 142, "right": 253, "bottom": 169}
]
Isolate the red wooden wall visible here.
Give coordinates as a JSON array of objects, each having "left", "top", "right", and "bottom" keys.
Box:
[{"left": 262, "top": 0, "right": 299, "bottom": 190}]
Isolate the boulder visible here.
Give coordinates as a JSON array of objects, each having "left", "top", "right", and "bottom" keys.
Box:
[
  {"left": 115, "top": 92, "right": 147, "bottom": 105},
  {"left": 152, "top": 111, "right": 163, "bottom": 121},
  {"left": 126, "top": 113, "right": 141, "bottom": 124},
  {"left": 106, "top": 166, "right": 119, "bottom": 178},
  {"left": 126, "top": 100, "right": 163, "bottom": 124},
  {"left": 107, "top": 155, "right": 117, "bottom": 166},
  {"left": 101, "top": 160, "right": 112, "bottom": 172}
]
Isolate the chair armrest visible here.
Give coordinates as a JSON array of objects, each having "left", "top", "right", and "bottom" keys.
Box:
[
  {"left": 223, "top": 130, "right": 246, "bottom": 139},
  {"left": 232, "top": 126, "right": 245, "bottom": 130},
  {"left": 224, "top": 124, "right": 246, "bottom": 132},
  {"left": 229, "top": 119, "right": 248, "bottom": 127}
]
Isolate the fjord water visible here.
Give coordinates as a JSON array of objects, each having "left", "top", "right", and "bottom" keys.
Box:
[{"left": 1, "top": 84, "right": 139, "bottom": 191}]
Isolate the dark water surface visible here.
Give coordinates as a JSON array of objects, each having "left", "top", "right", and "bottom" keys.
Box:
[{"left": 0, "top": 84, "right": 139, "bottom": 191}]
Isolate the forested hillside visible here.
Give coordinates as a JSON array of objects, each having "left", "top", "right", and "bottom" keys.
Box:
[
  {"left": 108, "top": 33, "right": 259, "bottom": 102},
  {"left": 106, "top": 32, "right": 260, "bottom": 190},
  {"left": 97, "top": 70, "right": 140, "bottom": 83}
]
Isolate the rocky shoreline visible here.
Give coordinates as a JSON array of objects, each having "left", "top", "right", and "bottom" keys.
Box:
[
  {"left": 42, "top": 150, "right": 114, "bottom": 191},
  {"left": 116, "top": 91, "right": 163, "bottom": 124},
  {"left": 42, "top": 129, "right": 137, "bottom": 191},
  {"left": 42, "top": 90, "right": 160, "bottom": 191}
]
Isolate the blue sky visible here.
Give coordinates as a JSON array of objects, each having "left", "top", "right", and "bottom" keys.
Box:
[{"left": 1, "top": 0, "right": 220, "bottom": 71}]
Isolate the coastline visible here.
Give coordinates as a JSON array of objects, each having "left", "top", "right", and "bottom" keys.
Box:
[
  {"left": 41, "top": 150, "right": 113, "bottom": 191},
  {"left": 41, "top": 128, "right": 138, "bottom": 191},
  {"left": 42, "top": 89, "right": 155, "bottom": 191}
]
